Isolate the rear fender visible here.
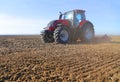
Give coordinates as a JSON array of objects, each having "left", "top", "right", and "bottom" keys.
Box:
[
  {"left": 54, "top": 20, "right": 72, "bottom": 30},
  {"left": 56, "top": 20, "right": 70, "bottom": 27},
  {"left": 79, "top": 20, "right": 94, "bottom": 28}
]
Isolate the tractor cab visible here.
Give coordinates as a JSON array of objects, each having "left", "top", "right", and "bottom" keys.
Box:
[{"left": 59, "top": 10, "right": 86, "bottom": 27}]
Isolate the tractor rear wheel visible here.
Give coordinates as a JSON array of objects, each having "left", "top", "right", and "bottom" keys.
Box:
[
  {"left": 54, "top": 26, "right": 70, "bottom": 44},
  {"left": 81, "top": 23, "right": 94, "bottom": 42}
]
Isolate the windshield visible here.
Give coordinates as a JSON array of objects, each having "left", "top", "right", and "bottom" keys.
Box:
[{"left": 63, "top": 11, "right": 73, "bottom": 20}]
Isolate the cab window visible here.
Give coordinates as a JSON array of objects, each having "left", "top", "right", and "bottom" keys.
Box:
[
  {"left": 74, "top": 13, "right": 82, "bottom": 27},
  {"left": 64, "top": 11, "right": 73, "bottom": 20}
]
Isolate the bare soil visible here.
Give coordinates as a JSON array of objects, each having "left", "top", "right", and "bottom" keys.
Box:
[{"left": 0, "top": 35, "right": 120, "bottom": 82}]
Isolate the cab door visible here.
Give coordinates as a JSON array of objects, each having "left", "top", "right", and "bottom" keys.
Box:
[
  {"left": 74, "top": 12, "right": 82, "bottom": 28},
  {"left": 74, "top": 11, "right": 82, "bottom": 39}
]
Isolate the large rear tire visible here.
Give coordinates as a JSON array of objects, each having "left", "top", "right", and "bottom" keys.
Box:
[
  {"left": 54, "top": 26, "right": 70, "bottom": 44},
  {"left": 80, "top": 23, "right": 95, "bottom": 42}
]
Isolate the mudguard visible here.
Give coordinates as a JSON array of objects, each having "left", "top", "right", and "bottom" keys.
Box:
[{"left": 79, "top": 20, "right": 94, "bottom": 28}]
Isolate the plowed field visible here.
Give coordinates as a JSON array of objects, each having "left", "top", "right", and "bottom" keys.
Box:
[{"left": 0, "top": 35, "right": 120, "bottom": 82}]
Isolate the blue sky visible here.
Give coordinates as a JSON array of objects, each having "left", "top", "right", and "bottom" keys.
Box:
[{"left": 0, "top": 0, "right": 120, "bottom": 35}]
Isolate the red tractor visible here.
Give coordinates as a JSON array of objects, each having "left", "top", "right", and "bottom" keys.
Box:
[{"left": 41, "top": 9, "right": 95, "bottom": 43}]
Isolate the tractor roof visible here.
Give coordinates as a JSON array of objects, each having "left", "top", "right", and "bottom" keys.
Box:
[
  {"left": 64, "top": 9, "right": 85, "bottom": 14},
  {"left": 74, "top": 9, "right": 85, "bottom": 12}
]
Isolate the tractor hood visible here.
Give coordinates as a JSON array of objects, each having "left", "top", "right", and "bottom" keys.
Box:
[
  {"left": 44, "top": 20, "right": 70, "bottom": 31},
  {"left": 47, "top": 20, "right": 56, "bottom": 28}
]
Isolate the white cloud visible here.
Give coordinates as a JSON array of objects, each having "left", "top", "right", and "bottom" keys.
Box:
[{"left": 0, "top": 14, "right": 48, "bottom": 34}]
